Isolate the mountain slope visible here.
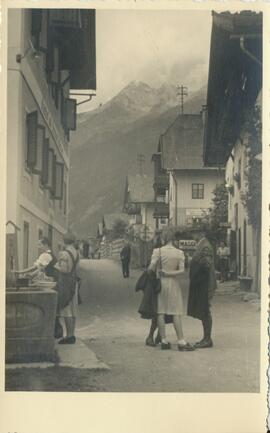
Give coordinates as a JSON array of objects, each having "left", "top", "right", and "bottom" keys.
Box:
[{"left": 69, "top": 83, "right": 206, "bottom": 237}]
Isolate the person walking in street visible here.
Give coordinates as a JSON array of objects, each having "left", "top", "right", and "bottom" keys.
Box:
[
  {"left": 54, "top": 232, "right": 80, "bottom": 344},
  {"left": 82, "top": 239, "right": 89, "bottom": 259},
  {"left": 120, "top": 240, "right": 131, "bottom": 278},
  {"left": 187, "top": 228, "right": 217, "bottom": 349},
  {"left": 217, "top": 241, "right": 230, "bottom": 282},
  {"left": 148, "top": 228, "right": 195, "bottom": 351}
]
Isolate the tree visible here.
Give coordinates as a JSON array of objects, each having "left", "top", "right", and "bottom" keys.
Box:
[
  {"left": 241, "top": 105, "right": 262, "bottom": 229},
  {"left": 207, "top": 182, "right": 229, "bottom": 242},
  {"left": 111, "top": 219, "right": 128, "bottom": 240}
]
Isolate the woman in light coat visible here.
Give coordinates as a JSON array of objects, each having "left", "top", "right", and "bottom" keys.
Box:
[{"left": 148, "top": 228, "right": 195, "bottom": 351}]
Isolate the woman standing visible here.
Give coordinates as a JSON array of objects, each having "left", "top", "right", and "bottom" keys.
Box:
[{"left": 148, "top": 228, "right": 195, "bottom": 351}]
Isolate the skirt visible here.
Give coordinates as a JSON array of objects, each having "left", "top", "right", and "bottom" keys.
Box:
[
  {"left": 157, "top": 276, "right": 184, "bottom": 315},
  {"left": 59, "top": 285, "right": 78, "bottom": 318}
]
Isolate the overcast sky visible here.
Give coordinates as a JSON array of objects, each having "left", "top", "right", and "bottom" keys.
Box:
[{"left": 79, "top": 10, "right": 212, "bottom": 112}]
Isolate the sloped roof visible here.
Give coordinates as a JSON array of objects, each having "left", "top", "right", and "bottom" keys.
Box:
[
  {"left": 103, "top": 213, "right": 129, "bottom": 230},
  {"left": 127, "top": 174, "right": 154, "bottom": 203},
  {"left": 161, "top": 114, "right": 204, "bottom": 170},
  {"left": 204, "top": 11, "right": 262, "bottom": 166}
]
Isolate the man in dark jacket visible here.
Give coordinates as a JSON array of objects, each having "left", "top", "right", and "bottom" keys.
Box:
[
  {"left": 187, "top": 229, "right": 217, "bottom": 348},
  {"left": 120, "top": 240, "right": 131, "bottom": 278}
]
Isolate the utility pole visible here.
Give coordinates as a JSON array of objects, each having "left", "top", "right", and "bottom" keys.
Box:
[
  {"left": 137, "top": 153, "right": 145, "bottom": 175},
  {"left": 176, "top": 85, "right": 188, "bottom": 115}
]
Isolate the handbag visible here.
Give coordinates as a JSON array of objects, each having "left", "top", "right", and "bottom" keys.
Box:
[{"left": 154, "top": 248, "right": 162, "bottom": 294}]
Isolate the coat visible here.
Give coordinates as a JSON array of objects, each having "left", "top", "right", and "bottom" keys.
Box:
[
  {"left": 187, "top": 237, "right": 217, "bottom": 320},
  {"left": 135, "top": 270, "right": 173, "bottom": 322},
  {"left": 120, "top": 245, "right": 131, "bottom": 263}
]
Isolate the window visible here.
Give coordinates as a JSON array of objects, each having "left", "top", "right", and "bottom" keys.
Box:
[
  {"left": 38, "top": 228, "right": 43, "bottom": 240},
  {"left": 41, "top": 138, "right": 49, "bottom": 186},
  {"left": 192, "top": 184, "right": 204, "bottom": 199},
  {"left": 63, "top": 181, "right": 67, "bottom": 215},
  {"left": 26, "top": 111, "right": 38, "bottom": 169},
  {"left": 54, "top": 162, "right": 64, "bottom": 200},
  {"left": 45, "top": 148, "right": 55, "bottom": 192}
]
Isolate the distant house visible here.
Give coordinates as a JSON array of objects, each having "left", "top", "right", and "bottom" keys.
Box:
[
  {"left": 101, "top": 213, "right": 129, "bottom": 236},
  {"left": 123, "top": 174, "right": 156, "bottom": 231},
  {"left": 159, "top": 114, "right": 224, "bottom": 227},
  {"left": 203, "top": 11, "right": 262, "bottom": 291}
]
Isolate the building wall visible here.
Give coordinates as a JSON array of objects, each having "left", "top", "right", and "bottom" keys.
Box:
[
  {"left": 141, "top": 204, "right": 156, "bottom": 230},
  {"left": 7, "top": 10, "right": 69, "bottom": 268},
  {"left": 226, "top": 137, "right": 257, "bottom": 288},
  {"left": 169, "top": 169, "right": 224, "bottom": 226}
]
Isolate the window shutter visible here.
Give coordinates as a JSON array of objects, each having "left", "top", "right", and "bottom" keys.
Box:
[
  {"left": 41, "top": 138, "right": 49, "bottom": 185},
  {"left": 45, "top": 148, "right": 54, "bottom": 191},
  {"left": 51, "top": 153, "right": 57, "bottom": 197},
  {"left": 32, "top": 125, "right": 44, "bottom": 174},
  {"left": 26, "top": 111, "right": 38, "bottom": 168},
  {"left": 65, "top": 98, "right": 76, "bottom": 131},
  {"left": 54, "top": 162, "right": 64, "bottom": 200}
]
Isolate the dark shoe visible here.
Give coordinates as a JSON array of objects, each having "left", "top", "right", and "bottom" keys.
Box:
[
  {"left": 194, "top": 338, "right": 205, "bottom": 348},
  {"left": 145, "top": 337, "right": 156, "bottom": 347},
  {"left": 195, "top": 339, "right": 213, "bottom": 349},
  {"left": 161, "top": 342, "right": 171, "bottom": 350},
  {"left": 58, "top": 336, "right": 76, "bottom": 345},
  {"left": 178, "top": 342, "right": 195, "bottom": 352},
  {"left": 154, "top": 333, "right": 162, "bottom": 345}
]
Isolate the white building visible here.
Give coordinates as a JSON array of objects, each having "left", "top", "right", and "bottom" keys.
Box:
[
  {"left": 159, "top": 114, "right": 224, "bottom": 227},
  {"left": 6, "top": 9, "right": 96, "bottom": 268},
  {"left": 204, "top": 11, "right": 262, "bottom": 292}
]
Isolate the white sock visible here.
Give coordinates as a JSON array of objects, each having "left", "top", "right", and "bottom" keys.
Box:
[
  {"left": 178, "top": 339, "right": 187, "bottom": 346},
  {"left": 161, "top": 338, "right": 168, "bottom": 344}
]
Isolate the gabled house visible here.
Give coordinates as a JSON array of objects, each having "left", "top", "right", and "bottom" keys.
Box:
[
  {"left": 203, "top": 11, "right": 262, "bottom": 292},
  {"left": 123, "top": 174, "right": 156, "bottom": 231},
  {"left": 159, "top": 114, "right": 224, "bottom": 227}
]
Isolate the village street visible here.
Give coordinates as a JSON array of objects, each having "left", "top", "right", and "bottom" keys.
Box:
[{"left": 6, "top": 259, "right": 260, "bottom": 393}]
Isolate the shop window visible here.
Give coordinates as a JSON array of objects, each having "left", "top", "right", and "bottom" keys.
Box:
[{"left": 192, "top": 183, "right": 204, "bottom": 199}]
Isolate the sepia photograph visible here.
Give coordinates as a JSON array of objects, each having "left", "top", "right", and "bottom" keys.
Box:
[{"left": 1, "top": 3, "right": 267, "bottom": 425}]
